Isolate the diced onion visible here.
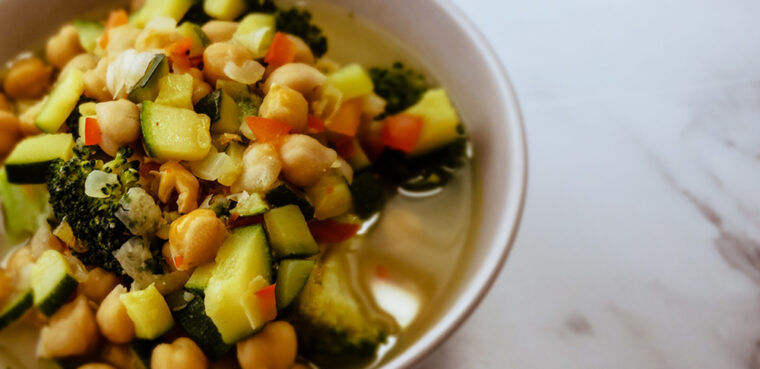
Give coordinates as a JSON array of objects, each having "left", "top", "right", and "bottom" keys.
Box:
[
  {"left": 84, "top": 170, "right": 119, "bottom": 198},
  {"left": 144, "top": 16, "right": 177, "bottom": 31},
  {"left": 106, "top": 49, "right": 164, "bottom": 98},
  {"left": 224, "top": 60, "right": 266, "bottom": 85},
  {"left": 116, "top": 187, "right": 162, "bottom": 236},
  {"left": 189, "top": 148, "right": 243, "bottom": 186}
]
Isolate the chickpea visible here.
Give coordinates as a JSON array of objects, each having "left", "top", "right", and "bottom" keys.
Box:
[
  {"left": 259, "top": 85, "right": 309, "bottom": 133},
  {"left": 187, "top": 68, "right": 213, "bottom": 104},
  {"left": 46, "top": 24, "right": 84, "bottom": 69},
  {"left": 264, "top": 63, "right": 327, "bottom": 96},
  {"left": 231, "top": 143, "right": 282, "bottom": 194},
  {"left": 158, "top": 161, "right": 200, "bottom": 214},
  {"left": 202, "top": 21, "right": 239, "bottom": 43},
  {"left": 37, "top": 295, "right": 99, "bottom": 358},
  {"left": 106, "top": 25, "right": 142, "bottom": 55},
  {"left": 169, "top": 209, "right": 228, "bottom": 271},
  {"left": 96, "top": 99, "right": 140, "bottom": 157},
  {"left": 0, "top": 269, "right": 11, "bottom": 307},
  {"left": 237, "top": 321, "right": 297, "bottom": 369},
  {"left": 78, "top": 364, "right": 117, "bottom": 369},
  {"left": 60, "top": 54, "right": 99, "bottom": 80},
  {"left": 3, "top": 58, "right": 52, "bottom": 99},
  {"left": 96, "top": 285, "right": 135, "bottom": 344},
  {"left": 203, "top": 42, "right": 253, "bottom": 85},
  {"left": 0, "top": 111, "right": 20, "bottom": 155},
  {"left": 279, "top": 134, "right": 337, "bottom": 187},
  {"left": 84, "top": 56, "right": 114, "bottom": 102},
  {"left": 286, "top": 35, "right": 315, "bottom": 65},
  {"left": 0, "top": 93, "right": 11, "bottom": 112},
  {"left": 5, "top": 246, "right": 33, "bottom": 282},
  {"left": 102, "top": 343, "right": 137, "bottom": 369},
  {"left": 151, "top": 337, "right": 208, "bottom": 369},
  {"left": 17, "top": 99, "right": 44, "bottom": 136},
  {"left": 77, "top": 267, "right": 120, "bottom": 304}
]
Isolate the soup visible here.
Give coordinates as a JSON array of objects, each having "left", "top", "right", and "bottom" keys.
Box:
[{"left": 0, "top": 0, "right": 473, "bottom": 368}]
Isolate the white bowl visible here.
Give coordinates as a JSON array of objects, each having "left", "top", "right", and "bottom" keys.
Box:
[{"left": 0, "top": 0, "right": 527, "bottom": 367}]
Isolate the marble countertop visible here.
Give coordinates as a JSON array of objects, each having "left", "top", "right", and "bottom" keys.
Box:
[{"left": 422, "top": 0, "right": 760, "bottom": 368}]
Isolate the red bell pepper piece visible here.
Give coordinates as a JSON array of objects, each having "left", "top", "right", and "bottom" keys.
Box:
[
  {"left": 84, "top": 117, "right": 102, "bottom": 146},
  {"left": 245, "top": 116, "right": 292, "bottom": 143},
  {"left": 265, "top": 32, "right": 297, "bottom": 70},
  {"left": 381, "top": 113, "right": 424, "bottom": 153},
  {"left": 308, "top": 219, "right": 361, "bottom": 244}
]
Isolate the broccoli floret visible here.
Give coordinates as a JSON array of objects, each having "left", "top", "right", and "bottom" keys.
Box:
[
  {"left": 369, "top": 62, "right": 429, "bottom": 117},
  {"left": 46, "top": 146, "right": 141, "bottom": 274},
  {"left": 286, "top": 251, "right": 388, "bottom": 363},
  {"left": 275, "top": 8, "right": 328, "bottom": 58}
]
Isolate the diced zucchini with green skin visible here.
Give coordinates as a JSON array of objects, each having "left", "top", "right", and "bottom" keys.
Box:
[
  {"left": 141, "top": 101, "right": 212, "bottom": 161},
  {"left": 195, "top": 90, "right": 240, "bottom": 133},
  {"left": 404, "top": 89, "right": 460, "bottom": 156},
  {"left": 185, "top": 263, "right": 216, "bottom": 293},
  {"left": 276, "top": 259, "right": 314, "bottom": 309},
  {"left": 205, "top": 225, "right": 273, "bottom": 344},
  {"left": 306, "top": 173, "right": 353, "bottom": 220},
  {"left": 231, "top": 192, "right": 269, "bottom": 217},
  {"left": 0, "top": 168, "right": 49, "bottom": 244},
  {"left": 174, "top": 291, "right": 232, "bottom": 358},
  {"left": 120, "top": 284, "right": 175, "bottom": 340},
  {"left": 0, "top": 290, "right": 33, "bottom": 330},
  {"left": 177, "top": 22, "right": 210, "bottom": 58},
  {"left": 74, "top": 20, "right": 104, "bottom": 53},
  {"left": 35, "top": 69, "right": 85, "bottom": 133},
  {"left": 131, "top": 0, "right": 195, "bottom": 28},
  {"left": 233, "top": 13, "right": 276, "bottom": 58},
  {"left": 204, "top": 0, "right": 247, "bottom": 21},
  {"left": 31, "top": 250, "right": 79, "bottom": 317},
  {"left": 329, "top": 64, "right": 375, "bottom": 101},
  {"left": 128, "top": 54, "right": 169, "bottom": 103},
  {"left": 266, "top": 185, "right": 315, "bottom": 221},
  {"left": 5, "top": 133, "right": 75, "bottom": 184},
  {"left": 155, "top": 73, "right": 194, "bottom": 110},
  {"left": 264, "top": 205, "right": 319, "bottom": 259},
  {"left": 216, "top": 80, "right": 250, "bottom": 101}
]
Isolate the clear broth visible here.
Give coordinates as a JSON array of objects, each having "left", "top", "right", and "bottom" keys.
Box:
[{"left": 0, "top": 2, "right": 475, "bottom": 368}]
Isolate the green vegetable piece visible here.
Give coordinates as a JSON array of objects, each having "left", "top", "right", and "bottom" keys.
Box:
[
  {"left": 275, "top": 8, "right": 327, "bottom": 58},
  {"left": 195, "top": 90, "right": 240, "bottom": 133},
  {"left": 205, "top": 224, "right": 273, "bottom": 344},
  {"left": 131, "top": 0, "right": 195, "bottom": 27},
  {"left": 120, "top": 284, "right": 175, "bottom": 340},
  {"left": 141, "top": 101, "right": 212, "bottom": 161},
  {"left": 306, "top": 173, "right": 353, "bottom": 220},
  {"left": 265, "top": 184, "right": 314, "bottom": 221},
  {"left": 231, "top": 192, "right": 269, "bottom": 217},
  {"left": 329, "top": 64, "right": 374, "bottom": 101},
  {"left": 287, "top": 251, "right": 387, "bottom": 361},
  {"left": 46, "top": 147, "right": 140, "bottom": 274},
  {"left": 404, "top": 88, "right": 460, "bottom": 156},
  {"left": 0, "top": 290, "right": 33, "bottom": 330},
  {"left": 369, "top": 62, "right": 429, "bottom": 117},
  {"left": 128, "top": 54, "right": 169, "bottom": 103},
  {"left": 173, "top": 291, "right": 232, "bottom": 359},
  {"left": 275, "top": 259, "right": 314, "bottom": 309},
  {"left": 155, "top": 73, "right": 195, "bottom": 110},
  {"left": 74, "top": 20, "right": 104, "bottom": 53},
  {"left": 0, "top": 168, "right": 49, "bottom": 244},
  {"left": 263, "top": 205, "right": 318, "bottom": 260},
  {"left": 5, "top": 133, "right": 75, "bottom": 184},
  {"left": 185, "top": 262, "right": 216, "bottom": 293},
  {"left": 203, "top": 0, "right": 247, "bottom": 20},
  {"left": 233, "top": 13, "right": 276, "bottom": 58},
  {"left": 176, "top": 22, "right": 210, "bottom": 58},
  {"left": 35, "top": 69, "right": 85, "bottom": 133},
  {"left": 31, "top": 250, "right": 79, "bottom": 316}
]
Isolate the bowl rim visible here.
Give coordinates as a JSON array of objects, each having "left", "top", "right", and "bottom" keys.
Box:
[{"left": 383, "top": 1, "right": 528, "bottom": 368}]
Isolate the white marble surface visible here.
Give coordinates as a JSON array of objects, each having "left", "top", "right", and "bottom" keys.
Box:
[{"left": 422, "top": 0, "right": 760, "bottom": 368}]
